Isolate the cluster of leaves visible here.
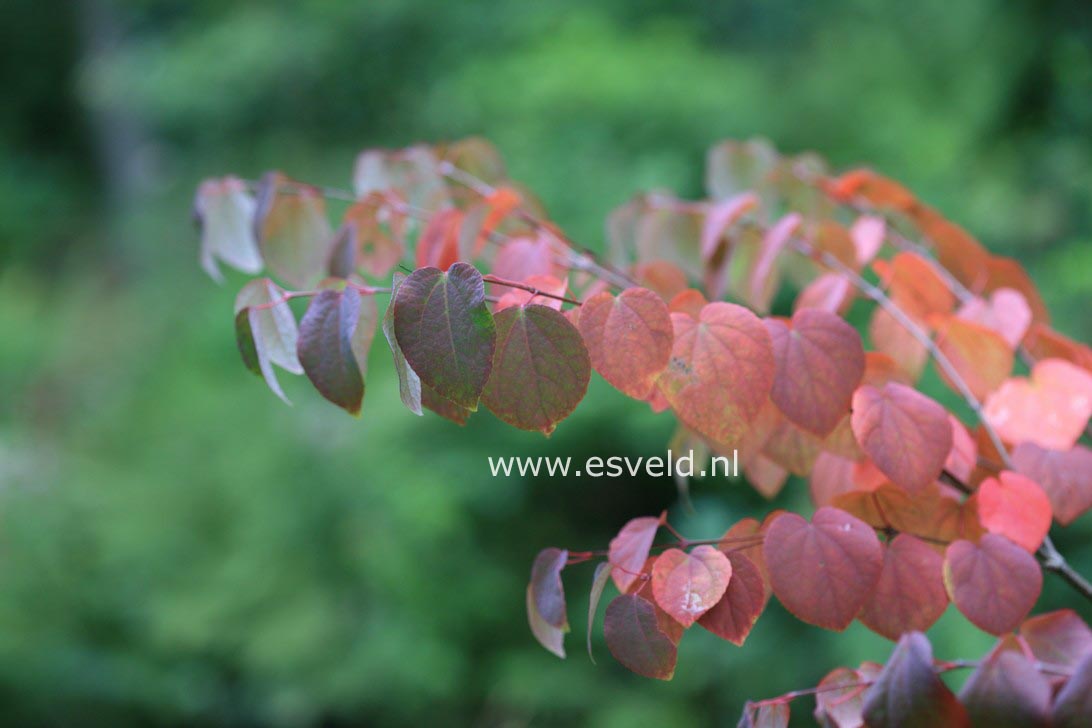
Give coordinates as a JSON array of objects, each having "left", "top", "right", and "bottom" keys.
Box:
[
  {"left": 196, "top": 136, "right": 1092, "bottom": 721},
  {"left": 738, "top": 610, "right": 1092, "bottom": 727}
]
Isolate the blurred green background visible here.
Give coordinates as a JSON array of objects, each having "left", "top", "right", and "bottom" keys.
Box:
[{"left": 2, "top": 1, "right": 1091, "bottom": 725}]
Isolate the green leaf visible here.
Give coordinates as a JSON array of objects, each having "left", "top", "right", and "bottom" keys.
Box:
[
  {"left": 482, "top": 304, "right": 591, "bottom": 434},
  {"left": 393, "top": 263, "right": 496, "bottom": 410}
]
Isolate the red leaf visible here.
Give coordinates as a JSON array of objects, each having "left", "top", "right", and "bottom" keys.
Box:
[
  {"left": 955, "top": 288, "right": 1031, "bottom": 349},
  {"left": 415, "top": 208, "right": 463, "bottom": 271},
  {"left": 421, "top": 385, "right": 472, "bottom": 425},
  {"left": 657, "top": 302, "right": 775, "bottom": 447},
  {"left": 195, "top": 176, "right": 262, "bottom": 280},
  {"left": 826, "top": 169, "right": 918, "bottom": 212},
  {"left": 813, "top": 663, "right": 883, "bottom": 728},
  {"left": 701, "top": 192, "right": 759, "bottom": 275},
  {"left": 297, "top": 288, "right": 373, "bottom": 416},
  {"left": 861, "top": 632, "right": 970, "bottom": 727},
  {"left": 698, "top": 552, "right": 767, "bottom": 645},
  {"left": 1053, "top": 653, "right": 1092, "bottom": 728},
  {"left": 984, "top": 358, "right": 1092, "bottom": 450},
  {"left": 859, "top": 535, "right": 948, "bottom": 640},
  {"left": 578, "top": 287, "right": 673, "bottom": 399},
  {"left": 741, "top": 702, "right": 790, "bottom": 728},
  {"left": 743, "top": 453, "right": 789, "bottom": 499},
  {"left": 765, "top": 309, "right": 865, "bottom": 436},
  {"left": 392, "top": 263, "right": 496, "bottom": 410},
  {"left": 651, "top": 546, "right": 732, "bottom": 627},
  {"left": 667, "top": 288, "right": 708, "bottom": 319},
  {"left": 763, "top": 507, "right": 883, "bottom": 630},
  {"left": 1020, "top": 609, "right": 1092, "bottom": 671},
  {"left": 809, "top": 452, "right": 856, "bottom": 507},
  {"left": 851, "top": 383, "right": 952, "bottom": 493},
  {"left": 976, "top": 471, "right": 1052, "bottom": 553},
  {"left": 874, "top": 252, "right": 955, "bottom": 321},
  {"left": 253, "top": 172, "right": 333, "bottom": 288},
  {"left": 944, "top": 534, "right": 1042, "bottom": 635},
  {"left": 761, "top": 415, "right": 823, "bottom": 476},
  {"left": 932, "top": 316, "right": 1014, "bottom": 400},
  {"left": 609, "top": 515, "right": 664, "bottom": 592},
  {"left": 1012, "top": 443, "right": 1092, "bottom": 526},
  {"left": 491, "top": 232, "right": 558, "bottom": 284},
  {"left": 720, "top": 517, "right": 773, "bottom": 599},
  {"left": 603, "top": 594, "right": 678, "bottom": 680},
  {"left": 749, "top": 212, "right": 801, "bottom": 312},
  {"left": 958, "top": 649, "right": 1051, "bottom": 727},
  {"left": 476, "top": 186, "right": 522, "bottom": 253},
  {"left": 482, "top": 304, "right": 590, "bottom": 434},
  {"left": 915, "top": 211, "right": 989, "bottom": 293}
]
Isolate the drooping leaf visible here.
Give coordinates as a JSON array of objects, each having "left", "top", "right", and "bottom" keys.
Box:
[
  {"left": 742, "top": 453, "right": 789, "bottom": 499},
  {"left": 851, "top": 383, "right": 953, "bottom": 493},
  {"left": 765, "top": 309, "right": 865, "bottom": 436},
  {"left": 587, "top": 562, "right": 612, "bottom": 664},
  {"left": 578, "top": 287, "right": 673, "bottom": 399},
  {"left": 392, "top": 263, "right": 496, "bottom": 410},
  {"left": 958, "top": 649, "right": 1051, "bottom": 728},
  {"left": 529, "top": 548, "right": 569, "bottom": 630},
  {"left": 793, "top": 272, "right": 853, "bottom": 315},
  {"left": 657, "top": 302, "right": 775, "bottom": 447},
  {"left": 861, "top": 632, "right": 969, "bottom": 728},
  {"left": 813, "top": 663, "right": 883, "bottom": 728},
  {"left": 915, "top": 211, "right": 989, "bottom": 293},
  {"left": 297, "top": 287, "right": 373, "bottom": 415},
  {"left": 697, "top": 552, "right": 767, "bottom": 645},
  {"left": 873, "top": 252, "right": 955, "bottom": 322},
  {"left": 976, "top": 471, "right": 1052, "bottom": 553},
  {"left": 932, "top": 316, "right": 1014, "bottom": 400},
  {"left": 859, "top": 535, "right": 948, "bottom": 641},
  {"left": 235, "top": 279, "right": 302, "bottom": 373},
  {"left": 983, "top": 358, "right": 1092, "bottom": 450},
  {"left": 609, "top": 515, "right": 663, "bottom": 592},
  {"left": 194, "top": 176, "right": 262, "bottom": 281},
  {"left": 650, "top": 546, "right": 732, "bottom": 627},
  {"left": 763, "top": 507, "right": 883, "bottom": 630},
  {"left": 955, "top": 288, "right": 1031, "bottom": 349},
  {"left": 253, "top": 172, "right": 334, "bottom": 288},
  {"left": 749, "top": 212, "right": 801, "bottom": 312},
  {"left": 705, "top": 137, "right": 779, "bottom": 200},
  {"left": 1020, "top": 610, "right": 1092, "bottom": 671},
  {"left": 382, "top": 272, "right": 422, "bottom": 415},
  {"left": 1012, "top": 443, "right": 1092, "bottom": 526},
  {"left": 719, "top": 517, "right": 773, "bottom": 598},
  {"left": 352, "top": 145, "right": 449, "bottom": 211},
  {"left": 826, "top": 169, "right": 918, "bottom": 211},
  {"left": 741, "top": 703, "right": 790, "bottom": 728},
  {"left": 1053, "top": 653, "right": 1092, "bottom": 728},
  {"left": 984, "top": 256, "right": 1049, "bottom": 326},
  {"left": 527, "top": 586, "right": 566, "bottom": 659},
  {"left": 334, "top": 195, "right": 406, "bottom": 278},
  {"left": 702, "top": 192, "right": 759, "bottom": 259},
  {"left": 481, "top": 304, "right": 590, "bottom": 434},
  {"left": 944, "top": 534, "right": 1042, "bottom": 635},
  {"left": 808, "top": 452, "right": 856, "bottom": 507},
  {"left": 1024, "top": 323, "right": 1092, "bottom": 372},
  {"left": 421, "top": 384, "right": 472, "bottom": 424},
  {"left": 760, "top": 415, "right": 823, "bottom": 476},
  {"left": 603, "top": 594, "right": 678, "bottom": 680}
]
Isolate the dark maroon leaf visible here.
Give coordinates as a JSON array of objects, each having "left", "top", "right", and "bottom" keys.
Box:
[
  {"left": 298, "top": 288, "right": 370, "bottom": 415},
  {"left": 1053, "top": 652, "right": 1092, "bottom": 728},
  {"left": 603, "top": 594, "right": 678, "bottom": 680},
  {"left": 959, "top": 649, "right": 1051, "bottom": 728},
  {"left": 861, "top": 632, "right": 969, "bottom": 727}
]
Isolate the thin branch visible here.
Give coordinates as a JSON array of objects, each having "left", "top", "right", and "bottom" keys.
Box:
[{"left": 482, "top": 275, "right": 582, "bottom": 306}]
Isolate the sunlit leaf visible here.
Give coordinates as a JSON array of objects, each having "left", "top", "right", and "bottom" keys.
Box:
[
  {"left": 651, "top": 546, "right": 732, "bottom": 628},
  {"left": 976, "top": 471, "right": 1052, "bottom": 553},
  {"left": 578, "top": 287, "right": 673, "bottom": 399},
  {"left": 983, "top": 358, "right": 1092, "bottom": 450},
  {"left": 955, "top": 288, "right": 1031, "bottom": 349},
  {"left": 609, "top": 515, "right": 663, "bottom": 592},
  {"left": 657, "top": 302, "right": 775, "bottom": 447}
]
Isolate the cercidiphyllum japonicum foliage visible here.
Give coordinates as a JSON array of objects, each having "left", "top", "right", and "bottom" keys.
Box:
[{"left": 196, "top": 137, "right": 1092, "bottom": 726}]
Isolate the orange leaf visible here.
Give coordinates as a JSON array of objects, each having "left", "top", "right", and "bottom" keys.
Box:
[
  {"left": 579, "top": 287, "right": 673, "bottom": 399},
  {"left": 976, "top": 471, "right": 1052, "bottom": 552},
  {"left": 651, "top": 546, "right": 732, "bottom": 627},
  {"left": 932, "top": 315, "right": 1014, "bottom": 399}
]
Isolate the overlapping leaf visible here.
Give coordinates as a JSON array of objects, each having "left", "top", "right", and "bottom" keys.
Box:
[
  {"left": 392, "top": 263, "right": 496, "bottom": 410},
  {"left": 297, "top": 287, "right": 376, "bottom": 416},
  {"left": 958, "top": 649, "right": 1052, "bottom": 728},
  {"left": 764, "top": 507, "right": 883, "bottom": 630},
  {"left": 698, "top": 552, "right": 767, "bottom": 645},
  {"left": 657, "top": 302, "right": 775, "bottom": 447},
  {"left": 234, "top": 278, "right": 303, "bottom": 403},
  {"left": 609, "top": 515, "right": 663, "bottom": 592},
  {"left": 976, "top": 471, "right": 1052, "bottom": 553},
  {"left": 765, "top": 309, "right": 865, "bottom": 436},
  {"left": 578, "top": 287, "right": 673, "bottom": 399},
  {"left": 253, "top": 172, "right": 334, "bottom": 288},
  {"left": 1020, "top": 609, "right": 1092, "bottom": 671},
  {"left": 859, "top": 535, "right": 948, "bottom": 640},
  {"left": 195, "top": 176, "right": 262, "bottom": 281},
  {"left": 944, "top": 534, "right": 1042, "bottom": 635},
  {"left": 983, "top": 358, "right": 1092, "bottom": 450},
  {"left": 650, "top": 546, "right": 732, "bottom": 627},
  {"left": 861, "top": 632, "right": 969, "bottom": 728},
  {"left": 932, "top": 316, "right": 1014, "bottom": 400},
  {"left": 603, "top": 594, "right": 677, "bottom": 680},
  {"left": 482, "top": 304, "right": 590, "bottom": 434}
]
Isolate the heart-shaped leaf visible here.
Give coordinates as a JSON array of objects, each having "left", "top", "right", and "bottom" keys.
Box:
[
  {"left": 766, "top": 308, "right": 865, "bottom": 436},
  {"left": 976, "top": 471, "right": 1052, "bottom": 553},
  {"left": 698, "top": 552, "right": 767, "bottom": 645},
  {"left": 1020, "top": 609, "right": 1092, "bottom": 671},
  {"left": 932, "top": 316, "right": 1014, "bottom": 400},
  {"left": 298, "top": 287, "right": 376, "bottom": 416},
  {"left": 253, "top": 172, "right": 333, "bottom": 288},
  {"left": 482, "top": 304, "right": 590, "bottom": 434},
  {"left": 984, "top": 358, "right": 1092, "bottom": 450},
  {"left": 859, "top": 534, "right": 948, "bottom": 641},
  {"left": 651, "top": 546, "right": 732, "bottom": 627},
  {"left": 609, "top": 515, "right": 664, "bottom": 592},
  {"left": 657, "top": 302, "right": 775, "bottom": 447},
  {"left": 944, "top": 534, "right": 1042, "bottom": 635},
  {"left": 851, "top": 383, "right": 953, "bottom": 493},
  {"left": 1012, "top": 443, "right": 1092, "bottom": 526},
  {"left": 764, "top": 507, "right": 883, "bottom": 630},
  {"left": 862, "top": 633, "right": 969, "bottom": 727},
  {"left": 578, "top": 287, "right": 673, "bottom": 399},
  {"left": 392, "top": 262, "right": 496, "bottom": 410},
  {"left": 959, "top": 649, "right": 1051, "bottom": 727}
]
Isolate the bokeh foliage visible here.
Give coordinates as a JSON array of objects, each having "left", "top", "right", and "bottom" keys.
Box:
[{"left": 1, "top": 0, "right": 1090, "bottom": 725}]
